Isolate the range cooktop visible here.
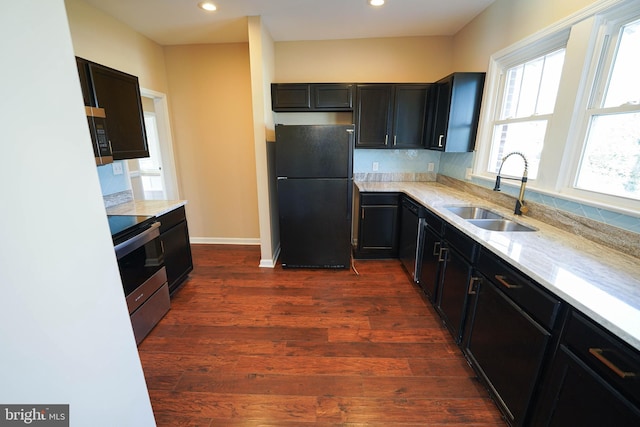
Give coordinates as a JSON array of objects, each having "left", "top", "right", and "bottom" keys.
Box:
[{"left": 107, "top": 215, "right": 155, "bottom": 244}]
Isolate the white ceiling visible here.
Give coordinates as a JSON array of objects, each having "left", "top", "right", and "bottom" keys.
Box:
[{"left": 82, "top": 0, "right": 495, "bottom": 45}]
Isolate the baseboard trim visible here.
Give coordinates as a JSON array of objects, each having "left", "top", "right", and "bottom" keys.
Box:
[
  {"left": 189, "top": 237, "right": 261, "bottom": 245},
  {"left": 260, "top": 245, "right": 280, "bottom": 269}
]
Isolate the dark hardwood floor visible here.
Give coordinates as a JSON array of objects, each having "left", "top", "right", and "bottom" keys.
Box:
[{"left": 138, "top": 244, "right": 506, "bottom": 426}]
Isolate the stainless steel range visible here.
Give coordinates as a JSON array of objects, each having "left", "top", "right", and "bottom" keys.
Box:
[{"left": 108, "top": 215, "right": 170, "bottom": 345}]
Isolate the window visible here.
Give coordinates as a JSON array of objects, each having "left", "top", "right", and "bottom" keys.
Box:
[
  {"left": 574, "top": 17, "right": 640, "bottom": 201},
  {"left": 489, "top": 48, "right": 566, "bottom": 178},
  {"left": 475, "top": 0, "right": 640, "bottom": 214}
]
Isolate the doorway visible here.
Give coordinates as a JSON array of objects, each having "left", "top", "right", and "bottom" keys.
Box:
[{"left": 127, "top": 89, "right": 179, "bottom": 200}]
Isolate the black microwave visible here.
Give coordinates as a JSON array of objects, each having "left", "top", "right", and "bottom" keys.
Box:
[{"left": 86, "top": 106, "right": 113, "bottom": 165}]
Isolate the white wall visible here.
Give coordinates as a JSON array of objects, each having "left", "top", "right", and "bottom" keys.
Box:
[
  {"left": 0, "top": 1, "right": 155, "bottom": 425},
  {"left": 248, "top": 16, "right": 279, "bottom": 267}
]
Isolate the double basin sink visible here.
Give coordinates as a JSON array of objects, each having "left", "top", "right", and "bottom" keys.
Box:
[{"left": 446, "top": 206, "right": 536, "bottom": 232}]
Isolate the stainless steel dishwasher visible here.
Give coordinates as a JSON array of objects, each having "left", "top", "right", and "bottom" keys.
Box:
[{"left": 398, "top": 196, "right": 426, "bottom": 283}]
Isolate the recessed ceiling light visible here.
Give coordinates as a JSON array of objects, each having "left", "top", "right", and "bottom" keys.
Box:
[
  {"left": 198, "top": 2, "right": 217, "bottom": 12},
  {"left": 368, "top": 0, "right": 385, "bottom": 6}
]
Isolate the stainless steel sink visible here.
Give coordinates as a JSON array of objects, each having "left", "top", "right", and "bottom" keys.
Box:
[
  {"left": 446, "top": 206, "right": 503, "bottom": 220},
  {"left": 467, "top": 219, "right": 536, "bottom": 232}
]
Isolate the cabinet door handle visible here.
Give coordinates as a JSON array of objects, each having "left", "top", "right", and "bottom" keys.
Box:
[
  {"left": 433, "top": 241, "right": 441, "bottom": 256},
  {"left": 384, "top": 135, "right": 389, "bottom": 146},
  {"left": 393, "top": 135, "right": 397, "bottom": 146},
  {"left": 589, "top": 348, "right": 637, "bottom": 379},
  {"left": 361, "top": 209, "right": 365, "bottom": 220},
  {"left": 438, "top": 134, "right": 444, "bottom": 147},
  {"left": 468, "top": 276, "right": 480, "bottom": 295},
  {"left": 495, "top": 274, "right": 521, "bottom": 289},
  {"left": 438, "top": 247, "right": 448, "bottom": 262}
]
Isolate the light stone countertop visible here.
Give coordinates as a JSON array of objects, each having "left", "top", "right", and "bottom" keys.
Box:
[
  {"left": 105, "top": 199, "right": 187, "bottom": 217},
  {"left": 356, "top": 181, "right": 640, "bottom": 351}
]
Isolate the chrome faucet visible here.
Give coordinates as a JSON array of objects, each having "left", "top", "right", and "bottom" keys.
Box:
[{"left": 493, "top": 151, "right": 529, "bottom": 215}]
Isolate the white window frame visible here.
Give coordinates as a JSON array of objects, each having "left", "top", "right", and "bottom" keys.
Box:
[
  {"left": 473, "top": 0, "right": 640, "bottom": 216},
  {"left": 559, "top": 5, "right": 640, "bottom": 210}
]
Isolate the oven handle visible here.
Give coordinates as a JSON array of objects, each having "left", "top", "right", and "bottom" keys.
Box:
[{"left": 115, "top": 222, "right": 161, "bottom": 260}]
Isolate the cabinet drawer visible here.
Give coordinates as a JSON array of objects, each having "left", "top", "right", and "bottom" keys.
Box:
[
  {"left": 424, "top": 208, "right": 444, "bottom": 234},
  {"left": 157, "top": 205, "right": 187, "bottom": 233},
  {"left": 563, "top": 310, "right": 640, "bottom": 406},
  {"left": 360, "top": 192, "right": 399, "bottom": 206},
  {"left": 443, "top": 224, "right": 477, "bottom": 262},
  {"left": 477, "top": 248, "right": 561, "bottom": 330}
]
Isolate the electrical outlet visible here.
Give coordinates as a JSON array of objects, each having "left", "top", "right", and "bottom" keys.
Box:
[
  {"left": 428, "top": 162, "right": 435, "bottom": 172},
  {"left": 372, "top": 162, "right": 379, "bottom": 171},
  {"left": 465, "top": 168, "right": 473, "bottom": 180},
  {"left": 112, "top": 162, "right": 124, "bottom": 175}
]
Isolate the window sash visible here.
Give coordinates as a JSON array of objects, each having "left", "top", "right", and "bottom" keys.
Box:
[{"left": 473, "top": 0, "right": 640, "bottom": 215}]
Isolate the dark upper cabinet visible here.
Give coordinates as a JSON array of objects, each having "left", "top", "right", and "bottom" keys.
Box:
[
  {"left": 426, "top": 72, "right": 485, "bottom": 153},
  {"left": 355, "top": 84, "right": 429, "bottom": 149},
  {"left": 271, "top": 83, "right": 353, "bottom": 111},
  {"left": 76, "top": 57, "right": 148, "bottom": 160},
  {"left": 76, "top": 57, "right": 92, "bottom": 107},
  {"left": 392, "top": 85, "right": 430, "bottom": 148},
  {"left": 355, "top": 83, "right": 430, "bottom": 148},
  {"left": 355, "top": 84, "right": 393, "bottom": 148},
  {"left": 313, "top": 84, "right": 353, "bottom": 110},
  {"left": 271, "top": 84, "right": 311, "bottom": 110}
]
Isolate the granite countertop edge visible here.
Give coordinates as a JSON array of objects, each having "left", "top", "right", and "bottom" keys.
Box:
[
  {"left": 355, "top": 180, "right": 640, "bottom": 352},
  {"left": 105, "top": 199, "right": 187, "bottom": 217}
]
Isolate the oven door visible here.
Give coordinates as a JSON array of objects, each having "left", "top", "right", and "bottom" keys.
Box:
[{"left": 114, "top": 222, "right": 167, "bottom": 314}]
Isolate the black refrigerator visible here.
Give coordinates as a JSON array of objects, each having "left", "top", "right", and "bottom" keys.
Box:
[{"left": 276, "top": 124, "right": 354, "bottom": 268}]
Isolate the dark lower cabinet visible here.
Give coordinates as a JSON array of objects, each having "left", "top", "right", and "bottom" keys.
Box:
[
  {"left": 465, "top": 248, "right": 562, "bottom": 426},
  {"left": 466, "top": 276, "right": 551, "bottom": 425},
  {"left": 352, "top": 190, "right": 640, "bottom": 427},
  {"left": 418, "top": 208, "right": 444, "bottom": 301},
  {"left": 354, "top": 193, "right": 400, "bottom": 259},
  {"left": 533, "top": 310, "right": 640, "bottom": 426},
  {"left": 436, "top": 225, "right": 478, "bottom": 343},
  {"left": 157, "top": 206, "right": 193, "bottom": 295}
]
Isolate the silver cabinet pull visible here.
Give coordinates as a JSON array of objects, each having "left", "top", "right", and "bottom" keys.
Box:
[
  {"left": 438, "top": 134, "right": 444, "bottom": 147},
  {"left": 384, "top": 135, "right": 389, "bottom": 146},
  {"left": 393, "top": 135, "right": 397, "bottom": 146},
  {"left": 433, "top": 241, "right": 441, "bottom": 256},
  {"left": 438, "top": 247, "right": 448, "bottom": 262},
  {"left": 468, "top": 277, "right": 481, "bottom": 295}
]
